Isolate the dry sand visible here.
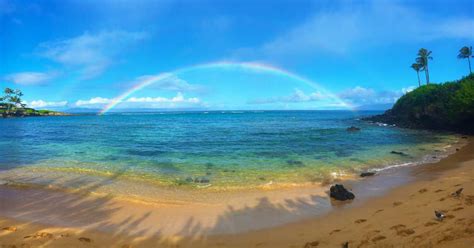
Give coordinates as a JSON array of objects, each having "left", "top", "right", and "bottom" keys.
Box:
[{"left": 0, "top": 138, "right": 473, "bottom": 247}]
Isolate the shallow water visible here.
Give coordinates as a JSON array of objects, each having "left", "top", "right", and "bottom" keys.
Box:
[{"left": 0, "top": 111, "right": 460, "bottom": 190}]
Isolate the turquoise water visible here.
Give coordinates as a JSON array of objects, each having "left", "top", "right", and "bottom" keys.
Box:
[{"left": 0, "top": 111, "right": 460, "bottom": 189}]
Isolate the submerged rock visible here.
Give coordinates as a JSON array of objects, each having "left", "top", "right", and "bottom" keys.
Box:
[
  {"left": 287, "top": 160, "right": 304, "bottom": 167},
  {"left": 391, "top": 151, "right": 407, "bottom": 156},
  {"left": 360, "top": 172, "right": 376, "bottom": 177},
  {"left": 194, "top": 177, "right": 210, "bottom": 184},
  {"left": 346, "top": 126, "right": 361, "bottom": 132},
  {"left": 330, "top": 184, "right": 355, "bottom": 201}
]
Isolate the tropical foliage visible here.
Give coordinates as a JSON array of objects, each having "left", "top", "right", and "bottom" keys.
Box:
[{"left": 368, "top": 74, "right": 474, "bottom": 133}]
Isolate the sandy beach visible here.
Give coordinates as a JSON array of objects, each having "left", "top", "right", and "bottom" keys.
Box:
[{"left": 1, "top": 138, "right": 473, "bottom": 247}]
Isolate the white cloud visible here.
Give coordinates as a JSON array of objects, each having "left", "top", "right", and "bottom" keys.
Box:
[
  {"left": 338, "top": 86, "right": 416, "bottom": 106},
  {"left": 74, "top": 93, "right": 201, "bottom": 108},
  {"left": 4, "top": 71, "right": 57, "bottom": 85},
  {"left": 26, "top": 100, "right": 68, "bottom": 108},
  {"left": 37, "top": 30, "right": 147, "bottom": 79},
  {"left": 249, "top": 88, "right": 326, "bottom": 104},
  {"left": 75, "top": 97, "right": 112, "bottom": 107},
  {"left": 254, "top": 1, "right": 474, "bottom": 58}
]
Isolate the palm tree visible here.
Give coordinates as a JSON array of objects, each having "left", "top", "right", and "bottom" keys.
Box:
[
  {"left": 458, "top": 46, "right": 473, "bottom": 74},
  {"left": 411, "top": 63, "right": 422, "bottom": 87},
  {"left": 416, "top": 48, "right": 433, "bottom": 84}
]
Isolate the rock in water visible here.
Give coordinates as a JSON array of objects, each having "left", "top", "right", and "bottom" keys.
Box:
[
  {"left": 390, "top": 151, "right": 407, "bottom": 156},
  {"left": 330, "top": 184, "right": 355, "bottom": 201},
  {"left": 346, "top": 126, "right": 361, "bottom": 131},
  {"left": 360, "top": 172, "right": 376, "bottom": 177}
]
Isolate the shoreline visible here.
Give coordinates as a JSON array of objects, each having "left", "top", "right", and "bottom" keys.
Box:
[{"left": 0, "top": 138, "right": 473, "bottom": 247}]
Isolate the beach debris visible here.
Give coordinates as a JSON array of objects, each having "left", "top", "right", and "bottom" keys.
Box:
[
  {"left": 390, "top": 151, "right": 408, "bottom": 156},
  {"left": 435, "top": 210, "right": 445, "bottom": 221},
  {"left": 2, "top": 226, "right": 17, "bottom": 232},
  {"left": 451, "top": 188, "right": 463, "bottom": 197},
  {"left": 346, "top": 126, "right": 360, "bottom": 132},
  {"left": 342, "top": 242, "right": 349, "bottom": 248},
  {"left": 330, "top": 184, "right": 355, "bottom": 201},
  {"left": 79, "top": 237, "right": 92, "bottom": 243},
  {"left": 303, "top": 241, "right": 319, "bottom": 247},
  {"left": 360, "top": 172, "right": 375, "bottom": 177}
]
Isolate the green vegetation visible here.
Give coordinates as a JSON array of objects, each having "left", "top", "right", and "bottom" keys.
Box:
[
  {"left": 367, "top": 74, "right": 474, "bottom": 133},
  {"left": 1, "top": 87, "right": 68, "bottom": 118}
]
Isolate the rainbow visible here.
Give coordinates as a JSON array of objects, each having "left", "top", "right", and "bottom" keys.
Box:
[{"left": 99, "top": 61, "right": 353, "bottom": 114}]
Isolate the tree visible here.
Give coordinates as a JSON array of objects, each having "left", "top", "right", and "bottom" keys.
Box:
[
  {"left": 2, "top": 88, "right": 25, "bottom": 114},
  {"left": 416, "top": 48, "right": 433, "bottom": 84},
  {"left": 458, "top": 46, "right": 473, "bottom": 74},
  {"left": 411, "top": 63, "right": 422, "bottom": 87}
]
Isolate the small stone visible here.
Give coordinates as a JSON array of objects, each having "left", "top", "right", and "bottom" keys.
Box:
[
  {"left": 78, "top": 237, "right": 92, "bottom": 243},
  {"left": 360, "top": 172, "right": 376, "bottom": 177}
]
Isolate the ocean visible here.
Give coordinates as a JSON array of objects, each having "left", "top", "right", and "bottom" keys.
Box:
[{"left": 0, "top": 111, "right": 460, "bottom": 192}]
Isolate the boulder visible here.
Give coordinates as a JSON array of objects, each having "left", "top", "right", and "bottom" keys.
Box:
[
  {"left": 346, "top": 126, "right": 361, "bottom": 132},
  {"left": 360, "top": 172, "right": 376, "bottom": 177},
  {"left": 330, "top": 184, "right": 355, "bottom": 201},
  {"left": 194, "top": 177, "right": 210, "bottom": 184},
  {"left": 391, "top": 151, "right": 407, "bottom": 156}
]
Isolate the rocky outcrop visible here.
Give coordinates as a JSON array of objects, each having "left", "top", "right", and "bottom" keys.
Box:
[
  {"left": 330, "top": 184, "right": 355, "bottom": 201},
  {"left": 346, "top": 126, "right": 361, "bottom": 132}
]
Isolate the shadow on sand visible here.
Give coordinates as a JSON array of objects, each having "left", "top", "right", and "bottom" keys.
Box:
[{"left": 0, "top": 165, "right": 334, "bottom": 247}]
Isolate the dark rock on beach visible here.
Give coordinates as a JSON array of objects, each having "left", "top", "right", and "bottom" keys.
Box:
[
  {"left": 330, "top": 184, "right": 355, "bottom": 201},
  {"left": 194, "top": 177, "right": 210, "bottom": 184},
  {"left": 391, "top": 151, "right": 407, "bottom": 156},
  {"left": 360, "top": 172, "right": 376, "bottom": 177},
  {"left": 346, "top": 126, "right": 361, "bottom": 132}
]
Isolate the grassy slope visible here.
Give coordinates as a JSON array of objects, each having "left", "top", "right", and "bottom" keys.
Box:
[
  {"left": 367, "top": 74, "right": 474, "bottom": 133},
  {"left": 0, "top": 103, "right": 68, "bottom": 117}
]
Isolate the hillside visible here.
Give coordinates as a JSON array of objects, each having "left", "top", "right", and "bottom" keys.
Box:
[
  {"left": 0, "top": 103, "right": 69, "bottom": 118},
  {"left": 366, "top": 74, "right": 474, "bottom": 134}
]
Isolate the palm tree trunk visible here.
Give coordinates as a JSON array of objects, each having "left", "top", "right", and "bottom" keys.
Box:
[
  {"left": 468, "top": 57, "right": 472, "bottom": 74},
  {"left": 425, "top": 64, "right": 430, "bottom": 84},
  {"left": 417, "top": 71, "right": 421, "bottom": 87}
]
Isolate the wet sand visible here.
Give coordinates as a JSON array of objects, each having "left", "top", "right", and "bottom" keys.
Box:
[{"left": 1, "top": 138, "right": 473, "bottom": 247}]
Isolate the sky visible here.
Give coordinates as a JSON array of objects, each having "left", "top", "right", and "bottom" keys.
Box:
[{"left": 1, "top": 0, "right": 473, "bottom": 111}]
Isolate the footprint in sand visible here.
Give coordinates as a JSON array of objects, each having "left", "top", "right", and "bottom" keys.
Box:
[
  {"left": 329, "top": 229, "right": 341, "bottom": 235},
  {"left": 1, "top": 226, "right": 17, "bottom": 232},
  {"left": 393, "top": 201, "right": 403, "bottom": 206},
  {"left": 371, "top": 235, "right": 386, "bottom": 242},
  {"left": 439, "top": 197, "right": 446, "bottom": 202},
  {"left": 303, "top": 241, "right": 319, "bottom": 247},
  {"left": 390, "top": 224, "right": 415, "bottom": 236},
  {"left": 435, "top": 189, "right": 444, "bottom": 193},
  {"left": 424, "top": 221, "right": 438, "bottom": 227},
  {"left": 418, "top": 188, "right": 428, "bottom": 193},
  {"left": 79, "top": 237, "right": 93, "bottom": 243},
  {"left": 445, "top": 214, "right": 455, "bottom": 219},
  {"left": 374, "top": 209, "right": 384, "bottom": 214},
  {"left": 465, "top": 195, "right": 474, "bottom": 205},
  {"left": 452, "top": 207, "right": 464, "bottom": 211},
  {"left": 355, "top": 219, "right": 367, "bottom": 224}
]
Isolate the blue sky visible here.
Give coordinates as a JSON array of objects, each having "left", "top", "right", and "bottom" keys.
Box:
[{"left": 1, "top": 0, "right": 473, "bottom": 111}]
